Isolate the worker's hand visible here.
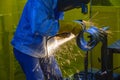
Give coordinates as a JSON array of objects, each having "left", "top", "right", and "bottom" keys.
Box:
[{"left": 58, "top": 20, "right": 85, "bottom": 35}]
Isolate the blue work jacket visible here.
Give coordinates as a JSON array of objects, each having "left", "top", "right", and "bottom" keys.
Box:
[{"left": 11, "top": 0, "right": 64, "bottom": 58}]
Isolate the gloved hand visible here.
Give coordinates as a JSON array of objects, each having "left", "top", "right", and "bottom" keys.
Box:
[{"left": 58, "top": 20, "right": 85, "bottom": 35}]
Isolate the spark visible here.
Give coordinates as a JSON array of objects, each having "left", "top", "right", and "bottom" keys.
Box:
[{"left": 47, "top": 33, "right": 75, "bottom": 56}]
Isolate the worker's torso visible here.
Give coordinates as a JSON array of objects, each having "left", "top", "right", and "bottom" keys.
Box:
[{"left": 11, "top": 0, "right": 64, "bottom": 58}]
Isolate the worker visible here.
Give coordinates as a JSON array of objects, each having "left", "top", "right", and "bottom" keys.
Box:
[{"left": 11, "top": 0, "right": 90, "bottom": 80}]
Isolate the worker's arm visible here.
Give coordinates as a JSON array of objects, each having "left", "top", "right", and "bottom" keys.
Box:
[{"left": 29, "top": 0, "right": 59, "bottom": 36}]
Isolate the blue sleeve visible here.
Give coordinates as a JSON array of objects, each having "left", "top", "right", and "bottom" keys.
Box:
[
  {"left": 29, "top": 0, "right": 59, "bottom": 36},
  {"left": 58, "top": 12, "right": 64, "bottom": 20}
]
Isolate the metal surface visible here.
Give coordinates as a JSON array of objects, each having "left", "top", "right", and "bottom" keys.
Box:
[{"left": 76, "top": 26, "right": 109, "bottom": 51}]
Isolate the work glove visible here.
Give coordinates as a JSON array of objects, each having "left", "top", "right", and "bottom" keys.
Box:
[{"left": 58, "top": 20, "right": 85, "bottom": 35}]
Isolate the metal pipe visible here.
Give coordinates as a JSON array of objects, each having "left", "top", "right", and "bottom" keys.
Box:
[{"left": 76, "top": 26, "right": 109, "bottom": 51}]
